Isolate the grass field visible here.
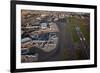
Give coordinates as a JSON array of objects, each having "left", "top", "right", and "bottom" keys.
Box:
[
  {"left": 68, "top": 16, "right": 90, "bottom": 44},
  {"left": 68, "top": 16, "right": 90, "bottom": 59}
]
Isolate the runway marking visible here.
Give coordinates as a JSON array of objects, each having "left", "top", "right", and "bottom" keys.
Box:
[{"left": 80, "top": 38, "right": 82, "bottom": 41}]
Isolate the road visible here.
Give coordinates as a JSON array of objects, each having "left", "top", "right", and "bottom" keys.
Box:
[
  {"left": 43, "top": 17, "right": 90, "bottom": 61},
  {"left": 38, "top": 17, "right": 77, "bottom": 61},
  {"left": 55, "top": 18, "right": 77, "bottom": 60},
  {"left": 32, "top": 17, "right": 61, "bottom": 62},
  {"left": 25, "top": 16, "right": 90, "bottom": 62}
]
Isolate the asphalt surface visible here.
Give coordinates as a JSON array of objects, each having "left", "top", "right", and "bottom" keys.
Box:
[
  {"left": 31, "top": 17, "right": 61, "bottom": 62},
  {"left": 55, "top": 18, "right": 77, "bottom": 60},
  {"left": 37, "top": 33, "right": 61, "bottom": 62},
  {"left": 42, "top": 17, "right": 90, "bottom": 61},
  {"left": 39, "top": 17, "right": 77, "bottom": 61},
  {"left": 23, "top": 16, "right": 90, "bottom": 62}
]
